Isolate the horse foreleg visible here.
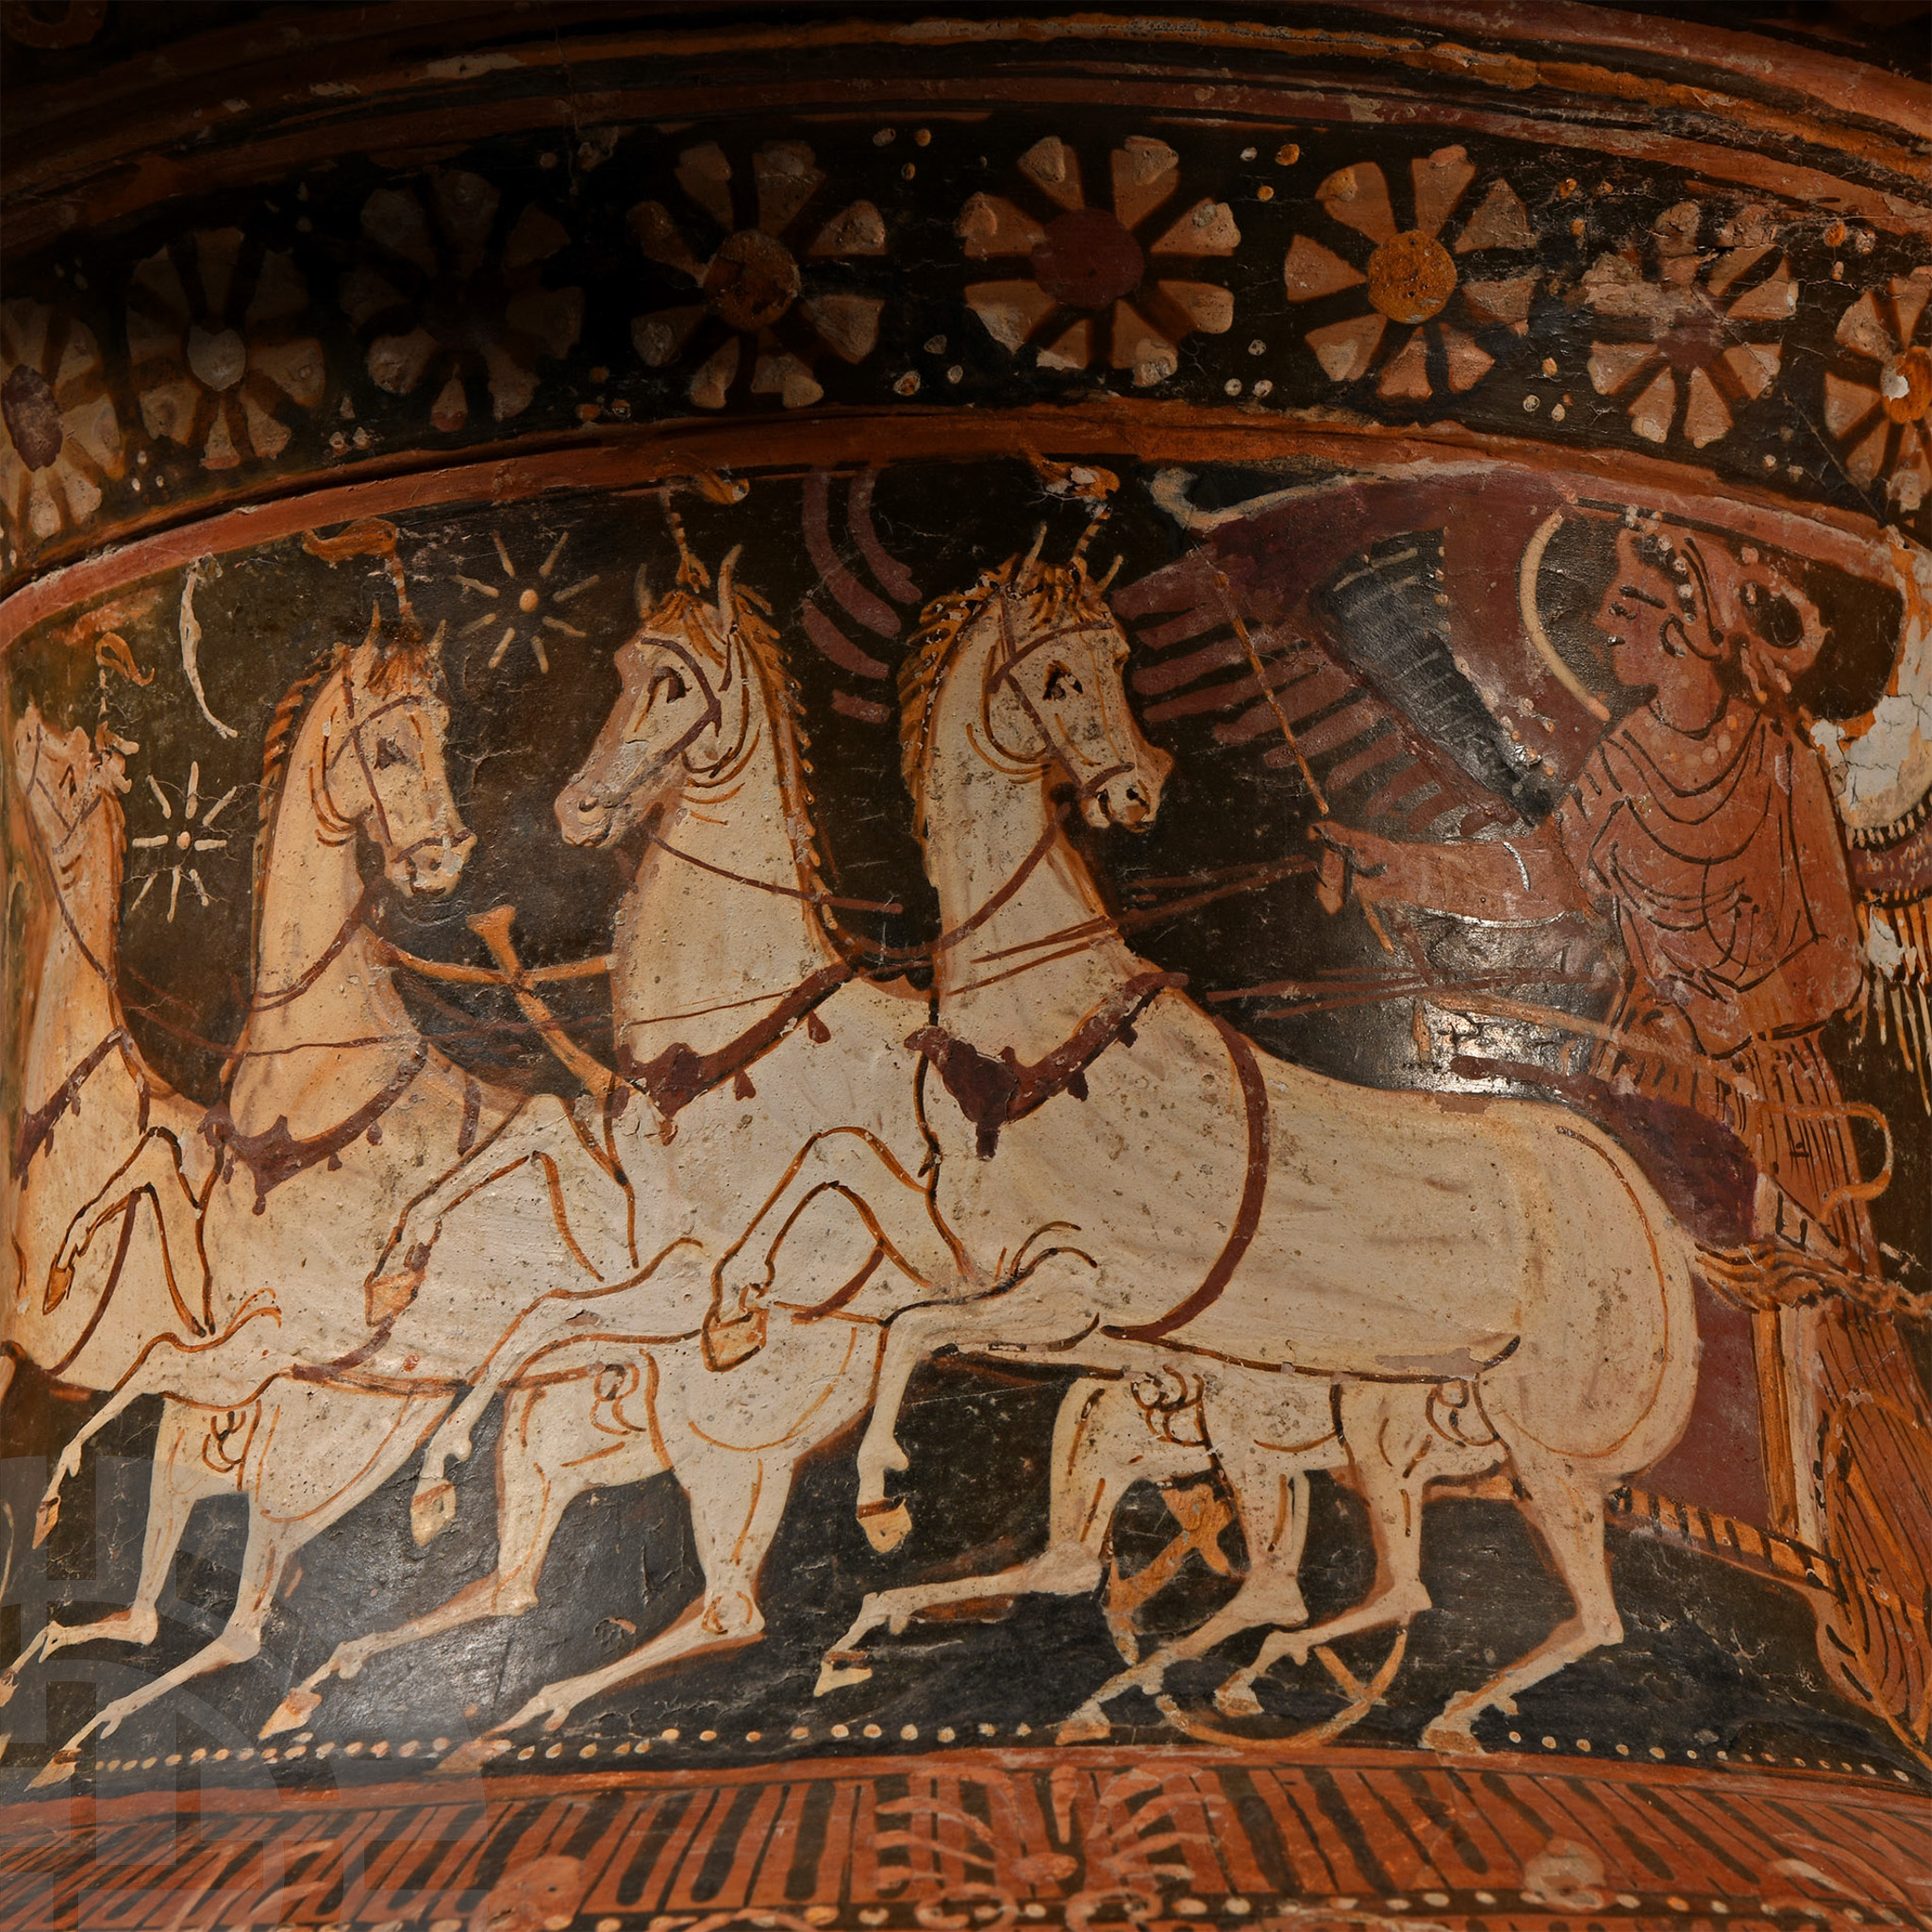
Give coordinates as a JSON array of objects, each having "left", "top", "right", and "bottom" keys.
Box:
[
  {"left": 271, "top": 1380, "right": 664, "bottom": 1737},
  {"left": 30, "top": 1503, "right": 296, "bottom": 1788},
  {"left": 368, "top": 1094, "right": 637, "bottom": 1318},
  {"left": 1421, "top": 1447, "right": 1621, "bottom": 1754},
  {"left": 34, "top": 1301, "right": 288, "bottom": 1544},
  {"left": 854, "top": 1274, "right": 1089, "bottom": 1554},
  {"left": 450, "top": 1444, "right": 791, "bottom": 1761},
  {"left": 50, "top": 1130, "right": 210, "bottom": 1335},
  {"left": 0, "top": 1404, "right": 219, "bottom": 1709},
  {"left": 817, "top": 1379, "right": 1146, "bottom": 1694},
  {"left": 708, "top": 1126, "right": 969, "bottom": 1366}
]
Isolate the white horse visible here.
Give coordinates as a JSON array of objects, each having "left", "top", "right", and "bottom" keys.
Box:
[
  {"left": 17, "top": 617, "right": 543, "bottom": 1780},
  {"left": 373, "top": 543, "right": 1446, "bottom": 1751},
  {"left": 7, "top": 707, "right": 217, "bottom": 1399},
  {"left": 257, "top": 555, "right": 960, "bottom": 1749},
  {"left": 270, "top": 556, "right": 1367, "bottom": 1751},
  {"left": 1, "top": 708, "right": 232, "bottom": 1689},
  {"left": 714, "top": 542, "right": 1704, "bottom": 1750}
]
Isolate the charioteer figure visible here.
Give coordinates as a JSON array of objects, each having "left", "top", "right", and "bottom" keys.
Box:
[{"left": 1318, "top": 515, "right": 1932, "bottom": 1756}]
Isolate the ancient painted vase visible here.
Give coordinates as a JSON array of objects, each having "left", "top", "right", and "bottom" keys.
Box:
[{"left": 2, "top": 6, "right": 1929, "bottom": 1927}]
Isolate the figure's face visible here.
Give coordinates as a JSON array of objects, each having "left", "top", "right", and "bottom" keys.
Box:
[
  {"left": 557, "top": 628, "right": 730, "bottom": 847},
  {"left": 988, "top": 614, "right": 1172, "bottom": 831},
  {"left": 1592, "top": 530, "right": 1686, "bottom": 693}
]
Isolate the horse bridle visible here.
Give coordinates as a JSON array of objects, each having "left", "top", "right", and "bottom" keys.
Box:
[
  {"left": 982, "top": 587, "right": 1135, "bottom": 808},
  {"left": 321, "top": 668, "right": 458, "bottom": 874},
  {"left": 613, "top": 615, "right": 756, "bottom": 795},
  {"left": 253, "top": 664, "right": 451, "bottom": 1015}
]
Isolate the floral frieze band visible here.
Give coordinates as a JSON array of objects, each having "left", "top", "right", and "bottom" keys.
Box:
[{"left": 2, "top": 106, "right": 1928, "bottom": 590}]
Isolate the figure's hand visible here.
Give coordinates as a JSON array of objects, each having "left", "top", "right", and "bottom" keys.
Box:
[{"left": 1311, "top": 823, "right": 1398, "bottom": 912}]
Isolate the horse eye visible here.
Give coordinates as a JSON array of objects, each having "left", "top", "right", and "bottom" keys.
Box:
[
  {"left": 1043, "top": 664, "right": 1081, "bottom": 701},
  {"left": 650, "top": 669, "right": 688, "bottom": 705},
  {"left": 374, "top": 738, "right": 407, "bottom": 771}
]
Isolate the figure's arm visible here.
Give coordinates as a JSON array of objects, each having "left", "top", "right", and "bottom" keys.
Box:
[{"left": 1315, "top": 817, "right": 1587, "bottom": 924}]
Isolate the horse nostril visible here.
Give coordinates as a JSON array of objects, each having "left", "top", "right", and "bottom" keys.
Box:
[{"left": 575, "top": 793, "right": 601, "bottom": 816}]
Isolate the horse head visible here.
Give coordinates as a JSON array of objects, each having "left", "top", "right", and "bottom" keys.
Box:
[
  {"left": 981, "top": 530, "right": 1171, "bottom": 832},
  {"left": 12, "top": 703, "right": 128, "bottom": 880},
  {"left": 318, "top": 624, "right": 474, "bottom": 896},
  {"left": 557, "top": 550, "right": 757, "bottom": 848}
]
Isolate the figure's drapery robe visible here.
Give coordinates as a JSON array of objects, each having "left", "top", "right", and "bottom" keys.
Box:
[{"left": 1557, "top": 697, "right": 1929, "bottom": 1749}]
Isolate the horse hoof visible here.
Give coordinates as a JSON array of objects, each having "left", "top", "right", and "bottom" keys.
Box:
[
  {"left": 815, "top": 1658, "right": 873, "bottom": 1697},
  {"left": 1057, "top": 1709, "right": 1110, "bottom": 1745},
  {"left": 33, "top": 1497, "right": 59, "bottom": 1548},
  {"left": 703, "top": 1308, "right": 768, "bottom": 1372},
  {"left": 1420, "top": 1717, "right": 1483, "bottom": 1756},
  {"left": 856, "top": 1499, "right": 911, "bottom": 1555},
  {"left": 43, "top": 1260, "right": 75, "bottom": 1311},
  {"left": 0, "top": 1673, "right": 19, "bottom": 1710},
  {"left": 29, "top": 1749, "right": 79, "bottom": 1790},
  {"left": 433, "top": 1735, "right": 511, "bottom": 1778},
  {"left": 364, "top": 1266, "right": 425, "bottom": 1327},
  {"left": 261, "top": 1689, "right": 322, "bottom": 1739},
  {"left": 1214, "top": 1680, "right": 1263, "bottom": 1720},
  {"left": 410, "top": 1481, "right": 458, "bottom": 1548}
]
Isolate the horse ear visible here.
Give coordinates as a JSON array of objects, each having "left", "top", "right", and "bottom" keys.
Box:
[
  {"left": 717, "top": 544, "right": 743, "bottom": 633},
  {"left": 1018, "top": 524, "right": 1047, "bottom": 590},
  {"left": 1096, "top": 554, "right": 1124, "bottom": 594},
  {"left": 634, "top": 562, "right": 652, "bottom": 621},
  {"left": 426, "top": 619, "right": 447, "bottom": 662}
]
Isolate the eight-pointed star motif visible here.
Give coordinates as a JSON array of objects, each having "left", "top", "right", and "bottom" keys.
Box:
[
  {"left": 958, "top": 135, "right": 1240, "bottom": 386},
  {"left": 454, "top": 527, "right": 601, "bottom": 679},
  {"left": 629, "top": 141, "right": 887, "bottom": 410},
  {"left": 127, "top": 229, "right": 325, "bottom": 470},
  {"left": 127, "top": 757, "right": 239, "bottom": 924},
  {"left": 1582, "top": 201, "right": 1795, "bottom": 449},
  {"left": 1824, "top": 266, "right": 1932, "bottom": 518},
  {"left": 1281, "top": 146, "right": 1538, "bottom": 401}
]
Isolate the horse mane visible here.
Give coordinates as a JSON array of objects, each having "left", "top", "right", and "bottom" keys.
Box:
[
  {"left": 250, "top": 623, "right": 438, "bottom": 956},
  {"left": 898, "top": 554, "right": 1116, "bottom": 842},
  {"left": 641, "top": 578, "right": 845, "bottom": 948}
]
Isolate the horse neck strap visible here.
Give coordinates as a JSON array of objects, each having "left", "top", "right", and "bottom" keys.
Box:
[
  {"left": 14, "top": 1027, "right": 142, "bottom": 1177},
  {"left": 622, "top": 961, "right": 853, "bottom": 1126},
  {"left": 204, "top": 1040, "right": 429, "bottom": 1212},
  {"left": 908, "top": 970, "right": 1186, "bottom": 1158}
]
